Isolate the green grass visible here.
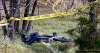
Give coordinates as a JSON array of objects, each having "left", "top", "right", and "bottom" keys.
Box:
[
  {"left": 27, "top": 43, "right": 53, "bottom": 53},
  {"left": 30, "top": 16, "right": 79, "bottom": 36}
]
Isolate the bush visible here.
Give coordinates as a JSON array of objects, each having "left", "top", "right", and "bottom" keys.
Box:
[{"left": 96, "top": 39, "right": 100, "bottom": 46}]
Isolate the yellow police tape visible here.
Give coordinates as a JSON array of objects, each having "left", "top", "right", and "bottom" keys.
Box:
[
  {"left": 0, "top": 20, "right": 7, "bottom": 24},
  {"left": 0, "top": 11, "right": 75, "bottom": 24},
  {"left": 10, "top": 11, "right": 75, "bottom": 20}
]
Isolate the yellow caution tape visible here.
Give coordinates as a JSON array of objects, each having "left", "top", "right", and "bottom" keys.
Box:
[
  {"left": 0, "top": 20, "right": 7, "bottom": 24},
  {"left": 10, "top": 11, "right": 75, "bottom": 20},
  {"left": 0, "top": 11, "right": 75, "bottom": 24}
]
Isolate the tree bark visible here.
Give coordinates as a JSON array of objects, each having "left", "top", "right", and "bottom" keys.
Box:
[
  {"left": 88, "top": 6, "right": 96, "bottom": 34},
  {"left": 8, "top": 0, "right": 20, "bottom": 40},
  {"left": 22, "top": 0, "right": 31, "bottom": 32},
  {"left": 26, "top": 0, "right": 37, "bottom": 32},
  {"left": 2, "top": 0, "right": 10, "bottom": 20},
  {"left": 13, "top": 0, "right": 20, "bottom": 32},
  {"left": 1, "top": 0, "right": 9, "bottom": 39},
  {"left": 88, "top": 0, "right": 97, "bottom": 49},
  {"left": 79, "top": 0, "right": 97, "bottom": 50}
]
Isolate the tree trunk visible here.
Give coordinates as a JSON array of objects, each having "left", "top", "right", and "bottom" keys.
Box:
[
  {"left": 88, "top": 1, "right": 97, "bottom": 49},
  {"left": 13, "top": 0, "right": 20, "bottom": 33},
  {"left": 8, "top": 0, "right": 20, "bottom": 40},
  {"left": 79, "top": 0, "right": 97, "bottom": 50},
  {"left": 26, "top": 0, "right": 37, "bottom": 32},
  {"left": 1, "top": 0, "right": 9, "bottom": 39},
  {"left": 88, "top": 7, "right": 96, "bottom": 34},
  {"left": 2, "top": 0, "right": 10, "bottom": 20},
  {"left": 22, "top": 0, "right": 31, "bottom": 32}
]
